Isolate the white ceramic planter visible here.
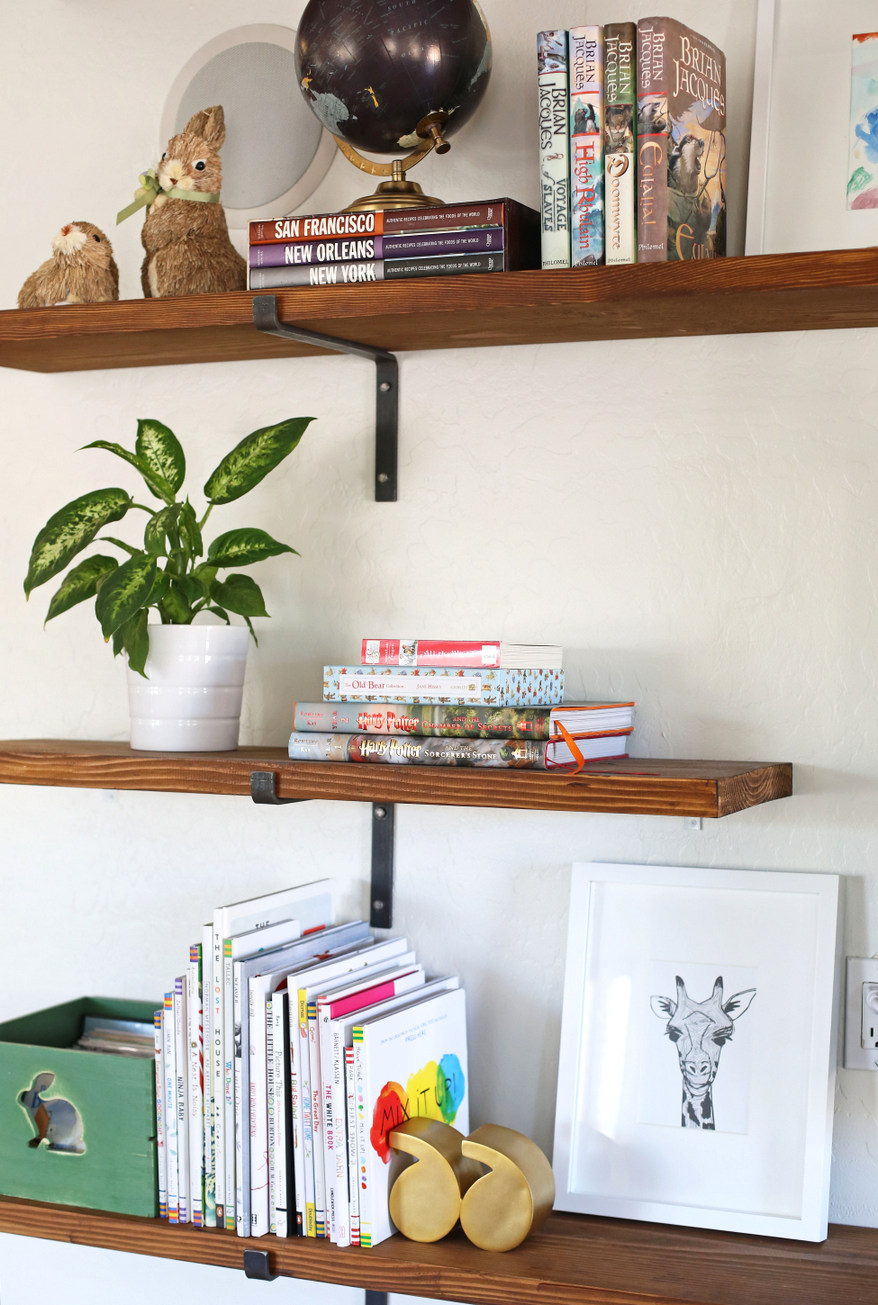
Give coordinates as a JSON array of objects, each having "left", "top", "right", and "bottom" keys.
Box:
[{"left": 127, "top": 623, "right": 250, "bottom": 752}]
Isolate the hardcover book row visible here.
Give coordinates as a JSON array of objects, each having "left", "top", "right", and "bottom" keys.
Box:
[
  {"left": 153, "top": 880, "right": 468, "bottom": 1248},
  {"left": 538, "top": 16, "right": 726, "bottom": 268}
]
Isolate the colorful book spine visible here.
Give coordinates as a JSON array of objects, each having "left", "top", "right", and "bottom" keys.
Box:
[
  {"left": 537, "top": 30, "right": 571, "bottom": 269},
  {"left": 569, "top": 25, "right": 605, "bottom": 267},
  {"left": 604, "top": 21, "right": 637, "bottom": 264},
  {"left": 186, "top": 944, "right": 204, "bottom": 1229},
  {"left": 288, "top": 731, "right": 547, "bottom": 768},
  {"left": 345, "top": 1045, "right": 359, "bottom": 1245},
  {"left": 154, "top": 1010, "right": 167, "bottom": 1219},
  {"left": 636, "top": 16, "right": 727, "bottom": 261},
  {"left": 200, "top": 921, "right": 217, "bottom": 1228},
  {"left": 323, "top": 665, "right": 564, "bottom": 707},
  {"left": 359, "top": 637, "right": 562, "bottom": 668},
  {"left": 249, "top": 251, "right": 508, "bottom": 289},
  {"left": 293, "top": 700, "right": 631, "bottom": 741},
  {"left": 250, "top": 228, "right": 505, "bottom": 267},
  {"left": 173, "top": 976, "right": 189, "bottom": 1224},
  {"left": 163, "top": 992, "right": 179, "bottom": 1223},
  {"left": 249, "top": 199, "right": 522, "bottom": 244}
]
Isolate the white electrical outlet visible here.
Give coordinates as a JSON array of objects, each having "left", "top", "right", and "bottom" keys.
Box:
[{"left": 844, "top": 958, "right": 878, "bottom": 1069}]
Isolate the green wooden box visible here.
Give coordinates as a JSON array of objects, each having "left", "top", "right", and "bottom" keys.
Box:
[{"left": 0, "top": 997, "right": 158, "bottom": 1216}]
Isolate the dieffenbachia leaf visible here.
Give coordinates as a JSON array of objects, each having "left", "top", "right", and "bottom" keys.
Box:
[
  {"left": 116, "top": 608, "right": 150, "bottom": 676},
  {"left": 135, "top": 419, "right": 185, "bottom": 495},
  {"left": 178, "top": 500, "right": 203, "bottom": 560},
  {"left": 82, "top": 440, "right": 176, "bottom": 504},
  {"left": 44, "top": 554, "right": 119, "bottom": 624},
  {"left": 144, "top": 503, "right": 181, "bottom": 556},
  {"left": 94, "top": 551, "right": 158, "bottom": 640},
  {"left": 206, "top": 527, "right": 297, "bottom": 568},
  {"left": 101, "top": 536, "right": 140, "bottom": 557},
  {"left": 210, "top": 573, "right": 269, "bottom": 618},
  {"left": 24, "top": 488, "right": 132, "bottom": 597},
  {"left": 203, "top": 417, "right": 313, "bottom": 505}
]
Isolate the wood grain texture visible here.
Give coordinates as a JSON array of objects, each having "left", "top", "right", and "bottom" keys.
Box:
[
  {"left": 0, "top": 1200, "right": 875, "bottom": 1305},
  {"left": 0, "top": 248, "right": 877, "bottom": 372},
  {"left": 0, "top": 742, "right": 792, "bottom": 817}
]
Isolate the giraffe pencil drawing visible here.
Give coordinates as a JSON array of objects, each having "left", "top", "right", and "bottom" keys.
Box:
[{"left": 650, "top": 976, "right": 756, "bottom": 1130}]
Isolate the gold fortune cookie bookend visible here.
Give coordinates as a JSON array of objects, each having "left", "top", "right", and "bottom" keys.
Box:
[
  {"left": 388, "top": 1117, "right": 483, "bottom": 1243},
  {"left": 459, "top": 1124, "right": 555, "bottom": 1253}
]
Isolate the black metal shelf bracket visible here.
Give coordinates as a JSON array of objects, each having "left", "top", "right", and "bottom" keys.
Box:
[
  {"left": 252, "top": 294, "right": 399, "bottom": 502},
  {"left": 250, "top": 770, "right": 303, "bottom": 806},
  {"left": 250, "top": 771, "right": 395, "bottom": 930},
  {"left": 366, "top": 1293, "right": 390, "bottom": 1305},
  {"left": 370, "top": 803, "right": 395, "bottom": 930},
  {"left": 242, "top": 1249, "right": 276, "bottom": 1281}
]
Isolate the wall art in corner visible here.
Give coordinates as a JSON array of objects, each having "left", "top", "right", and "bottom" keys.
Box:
[
  {"left": 552, "top": 862, "right": 841, "bottom": 1240},
  {"left": 847, "top": 32, "right": 878, "bottom": 210}
]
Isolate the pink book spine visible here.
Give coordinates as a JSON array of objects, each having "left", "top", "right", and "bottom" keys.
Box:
[{"left": 360, "top": 638, "right": 501, "bottom": 667}]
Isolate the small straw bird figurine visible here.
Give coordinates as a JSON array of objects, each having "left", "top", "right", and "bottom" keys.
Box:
[{"left": 17, "top": 222, "right": 119, "bottom": 308}]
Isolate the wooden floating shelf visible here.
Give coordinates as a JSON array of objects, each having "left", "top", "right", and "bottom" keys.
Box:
[
  {"left": 1, "top": 248, "right": 877, "bottom": 373},
  {"left": 1, "top": 1198, "right": 875, "bottom": 1305},
  {"left": 0, "top": 741, "right": 791, "bottom": 818}
]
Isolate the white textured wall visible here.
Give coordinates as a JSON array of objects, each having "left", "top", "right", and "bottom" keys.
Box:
[{"left": 1, "top": 2, "right": 876, "bottom": 1302}]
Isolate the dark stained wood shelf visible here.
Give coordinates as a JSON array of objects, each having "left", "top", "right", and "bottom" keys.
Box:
[
  {"left": 0, "top": 740, "right": 791, "bottom": 818},
  {"left": 1, "top": 248, "right": 877, "bottom": 372},
  {"left": 0, "top": 1199, "right": 875, "bottom": 1305}
]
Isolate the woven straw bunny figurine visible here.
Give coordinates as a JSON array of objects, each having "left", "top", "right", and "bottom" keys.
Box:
[{"left": 136, "top": 105, "right": 246, "bottom": 297}]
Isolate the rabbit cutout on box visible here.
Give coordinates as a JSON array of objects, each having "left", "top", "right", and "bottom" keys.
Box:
[
  {"left": 18, "top": 1072, "right": 86, "bottom": 1154},
  {"left": 17, "top": 222, "right": 119, "bottom": 308},
  {"left": 140, "top": 105, "right": 246, "bottom": 297}
]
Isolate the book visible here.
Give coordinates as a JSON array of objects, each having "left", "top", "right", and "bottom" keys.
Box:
[
  {"left": 359, "top": 638, "right": 562, "bottom": 669},
  {"left": 211, "top": 879, "right": 333, "bottom": 1231},
  {"left": 293, "top": 699, "right": 634, "bottom": 741},
  {"left": 315, "top": 960, "right": 424, "bottom": 1244},
  {"left": 293, "top": 938, "right": 411, "bottom": 1238},
  {"left": 569, "top": 25, "right": 605, "bottom": 267},
  {"left": 604, "top": 21, "right": 637, "bottom": 264},
  {"left": 636, "top": 16, "right": 727, "bottom": 261},
  {"left": 225, "top": 917, "right": 304, "bottom": 1234},
  {"left": 268, "top": 989, "right": 294, "bottom": 1236},
  {"left": 249, "top": 198, "right": 537, "bottom": 244},
  {"left": 249, "top": 251, "right": 510, "bottom": 289},
  {"left": 173, "top": 976, "right": 189, "bottom": 1224},
  {"left": 537, "top": 30, "right": 571, "bottom": 269},
  {"left": 153, "top": 1010, "right": 167, "bottom": 1219},
  {"left": 231, "top": 920, "right": 370, "bottom": 1238},
  {"left": 344, "top": 1045, "right": 358, "bottom": 1244},
  {"left": 323, "top": 665, "right": 564, "bottom": 707},
  {"left": 200, "top": 920, "right": 217, "bottom": 1229},
  {"left": 287, "top": 731, "right": 629, "bottom": 769},
  {"left": 353, "top": 987, "right": 469, "bottom": 1248},
  {"left": 249, "top": 227, "right": 506, "bottom": 267},
  {"left": 162, "top": 992, "right": 178, "bottom": 1223},
  {"left": 186, "top": 943, "right": 204, "bottom": 1228}
]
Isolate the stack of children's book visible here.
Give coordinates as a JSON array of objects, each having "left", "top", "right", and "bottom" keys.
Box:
[
  {"left": 288, "top": 638, "right": 635, "bottom": 770},
  {"left": 153, "top": 879, "right": 467, "bottom": 1248},
  {"left": 248, "top": 198, "right": 541, "bottom": 289},
  {"left": 538, "top": 16, "right": 727, "bottom": 268}
]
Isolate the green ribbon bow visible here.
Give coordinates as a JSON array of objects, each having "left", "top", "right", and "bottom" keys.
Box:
[{"left": 116, "top": 169, "right": 220, "bottom": 224}]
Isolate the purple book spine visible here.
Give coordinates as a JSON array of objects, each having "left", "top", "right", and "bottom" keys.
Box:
[{"left": 250, "top": 227, "right": 505, "bottom": 268}]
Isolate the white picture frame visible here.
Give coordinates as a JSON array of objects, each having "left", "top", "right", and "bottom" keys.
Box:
[
  {"left": 746, "top": 0, "right": 878, "bottom": 253},
  {"left": 552, "top": 862, "right": 841, "bottom": 1241}
]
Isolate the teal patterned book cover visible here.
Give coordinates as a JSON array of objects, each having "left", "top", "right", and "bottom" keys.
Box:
[{"left": 323, "top": 665, "right": 564, "bottom": 706}]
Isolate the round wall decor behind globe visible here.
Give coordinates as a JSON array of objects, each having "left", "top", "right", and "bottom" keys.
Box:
[
  {"left": 161, "top": 25, "right": 336, "bottom": 227},
  {"left": 295, "top": 0, "right": 492, "bottom": 155}
]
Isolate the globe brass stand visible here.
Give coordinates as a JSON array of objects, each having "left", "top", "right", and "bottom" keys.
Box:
[{"left": 336, "top": 111, "right": 451, "bottom": 212}]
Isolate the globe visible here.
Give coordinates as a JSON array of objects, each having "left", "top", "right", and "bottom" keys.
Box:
[{"left": 295, "top": 0, "right": 492, "bottom": 157}]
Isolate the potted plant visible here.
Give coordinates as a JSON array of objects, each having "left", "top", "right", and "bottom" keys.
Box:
[{"left": 23, "top": 415, "right": 312, "bottom": 751}]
